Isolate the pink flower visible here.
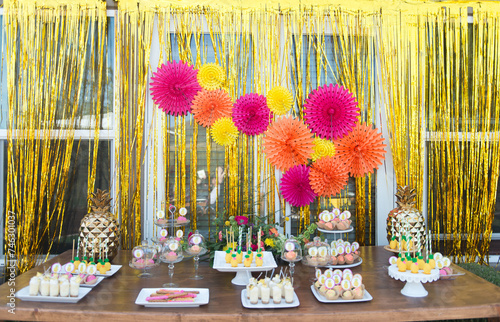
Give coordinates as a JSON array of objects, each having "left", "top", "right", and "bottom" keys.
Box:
[
  {"left": 218, "top": 231, "right": 223, "bottom": 241},
  {"left": 251, "top": 244, "right": 258, "bottom": 251},
  {"left": 188, "top": 232, "right": 193, "bottom": 239},
  {"left": 235, "top": 216, "right": 248, "bottom": 225}
]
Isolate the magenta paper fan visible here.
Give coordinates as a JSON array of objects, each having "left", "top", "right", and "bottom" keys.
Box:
[
  {"left": 232, "top": 93, "right": 272, "bottom": 136},
  {"left": 280, "top": 164, "right": 317, "bottom": 207},
  {"left": 150, "top": 61, "right": 202, "bottom": 116},
  {"left": 304, "top": 84, "right": 360, "bottom": 140}
]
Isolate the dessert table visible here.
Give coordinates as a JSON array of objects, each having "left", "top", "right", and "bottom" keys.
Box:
[{"left": 1, "top": 246, "right": 500, "bottom": 321}]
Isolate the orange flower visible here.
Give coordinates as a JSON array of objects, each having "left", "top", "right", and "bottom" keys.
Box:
[{"left": 269, "top": 228, "right": 279, "bottom": 237}]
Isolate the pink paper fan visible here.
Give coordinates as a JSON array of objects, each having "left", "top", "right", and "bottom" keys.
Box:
[
  {"left": 150, "top": 61, "right": 202, "bottom": 116},
  {"left": 232, "top": 93, "right": 272, "bottom": 136},
  {"left": 280, "top": 165, "right": 317, "bottom": 207},
  {"left": 304, "top": 84, "right": 360, "bottom": 140}
]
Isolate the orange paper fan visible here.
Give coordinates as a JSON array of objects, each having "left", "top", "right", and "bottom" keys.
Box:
[
  {"left": 263, "top": 116, "right": 314, "bottom": 172},
  {"left": 309, "top": 156, "right": 349, "bottom": 197},
  {"left": 191, "top": 89, "right": 233, "bottom": 128},
  {"left": 335, "top": 122, "right": 386, "bottom": 177}
]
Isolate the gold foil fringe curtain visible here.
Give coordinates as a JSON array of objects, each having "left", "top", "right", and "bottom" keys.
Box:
[
  {"left": 380, "top": 7, "right": 500, "bottom": 262},
  {"left": 115, "top": 5, "right": 154, "bottom": 250},
  {"left": 4, "top": 0, "right": 107, "bottom": 273},
  {"left": 117, "top": 1, "right": 500, "bottom": 256}
]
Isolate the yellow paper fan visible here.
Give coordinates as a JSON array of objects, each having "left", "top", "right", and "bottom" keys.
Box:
[
  {"left": 211, "top": 117, "right": 239, "bottom": 146},
  {"left": 311, "top": 137, "right": 336, "bottom": 161},
  {"left": 197, "top": 63, "right": 225, "bottom": 90},
  {"left": 266, "top": 86, "right": 293, "bottom": 116}
]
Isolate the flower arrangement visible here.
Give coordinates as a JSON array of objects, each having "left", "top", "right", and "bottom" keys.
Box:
[{"left": 263, "top": 223, "right": 317, "bottom": 259}]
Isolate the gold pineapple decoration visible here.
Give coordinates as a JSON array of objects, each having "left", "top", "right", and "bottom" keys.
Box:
[
  {"left": 386, "top": 185, "right": 426, "bottom": 248},
  {"left": 79, "top": 189, "right": 120, "bottom": 261}
]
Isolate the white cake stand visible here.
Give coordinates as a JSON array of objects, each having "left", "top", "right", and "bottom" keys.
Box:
[
  {"left": 212, "top": 251, "right": 277, "bottom": 286},
  {"left": 388, "top": 265, "right": 440, "bottom": 297}
]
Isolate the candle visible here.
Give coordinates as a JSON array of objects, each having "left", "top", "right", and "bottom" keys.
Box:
[
  {"left": 391, "top": 217, "right": 396, "bottom": 240},
  {"left": 425, "top": 231, "right": 429, "bottom": 261},
  {"left": 429, "top": 229, "right": 432, "bottom": 255},
  {"left": 238, "top": 226, "right": 243, "bottom": 250},
  {"left": 76, "top": 236, "right": 80, "bottom": 258},
  {"left": 398, "top": 225, "right": 402, "bottom": 255},
  {"left": 258, "top": 227, "right": 262, "bottom": 252}
]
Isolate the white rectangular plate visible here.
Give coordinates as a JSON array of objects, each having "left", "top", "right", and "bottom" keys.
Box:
[
  {"left": 16, "top": 285, "right": 92, "bottom": 303},
  {"left": 440, "top": 271, "right": 465, "bottom": 280},
  {"left": 135, "top": 288, "right": 209, "bottom": 308},
  {"left": 310, "top": 285, "right": 373, "bottom": 303},
  {"left": 96, "top": 265, "right": 122, "bottom": 277},
  {"left": 78, "top": 265, "right": 122, "bottom": 277},
  {"left": 213, "top": 251, "right": 277, "bottom": 272},
  {"left": 77, "top": 275, "right": 105, "bottom": 288},
  {"left": 241, "top": 289, "right": 299, "bottom": 309}
]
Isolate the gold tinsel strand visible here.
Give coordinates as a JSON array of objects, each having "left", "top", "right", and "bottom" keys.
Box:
[{"left": 5, "top": 1, "right": 106, "bottom": 272}]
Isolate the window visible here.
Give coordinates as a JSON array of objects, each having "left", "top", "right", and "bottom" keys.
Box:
[{"left": 0, "top": 11, "right": 115, "bottom": 258}]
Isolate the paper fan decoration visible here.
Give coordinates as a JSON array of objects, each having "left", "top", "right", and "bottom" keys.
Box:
[
  {"left": 280, "top": 165, "right": 317, "bottom": 207},
  {"left": 335, "top": 122, "right": 386, "bottom": 177},
  {"left": 211, "top": 117, "right": 239, "bottom": 146},
  {"left": 309, "top": 156, "right": 349, "bottom": 197},
  {"left": 311, "top": 137, "right": 336, "bottom": 161},
  {"left": 263, "top": 116, "right": 314, "bottom": 171},
  {"left": 304, "top": 83, "right": 360, "bottom": 140},
  {"left": 267, "top": 86, "right": 293, "bottom": 116},
  {"left": 197, "top": 63, "right": 225, "bottom": 90},
  {"left": 232, "top": 93, "right": 272, "bottom": 136},
  {"left": 191, "top": 89, "right": 233, "bottom": 128},
  {"left": 150, "top": 61, "right": 202, "bottom": 116}
]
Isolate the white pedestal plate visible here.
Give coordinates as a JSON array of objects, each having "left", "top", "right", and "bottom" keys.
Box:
[
  {"left": 212, "top": 251, "right": 277, "bottom": 286},
  {"left": 388, "top": 265, "right": 439, "bottom": 297}
]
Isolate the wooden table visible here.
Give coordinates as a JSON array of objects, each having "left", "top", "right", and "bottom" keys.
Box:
[{"left": 1, "top": 246, "right": 499, "bottom": 321}]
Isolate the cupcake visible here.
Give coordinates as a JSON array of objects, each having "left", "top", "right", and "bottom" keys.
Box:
[
  {"left": 317, "top": 220, "right": 326, "bottom": 229},
  {"left": 318, "top": 256, "right": 329, "bottom": 266},
  {"left": 342, "top": 290, "right": 354, "bottom": 300},
  {"left": 319, "top": 285, "right": 328, "bottom": 296},
  {"left": 307, "top": 256, "right": 319, "bottom": 266},
  {"left": 333, "top": 285, "right": 343, "bottom": 296},
  {"left": 132, "top": 258, "right": 145, "bottom": 269},
  {"left": 325, "top": 289, "right": 339, "bottom": 300},
  {"left": 330, "top": 256, "right": 338, "bottom": 265},
  {"left": 337, "top": 255, "right": 345, "bottom": 265},
  {"left": 156, "top": 218, "right": 167, "bottom": 225},
  {"left": 324, "top": 222, "right": 335, "bottom": 230},
  {"left": 336, "top": 221, "right": 349, "bottom": 230},
  {"left": 285, "top": 251, "right": 297, "bottom": 261},
  {"left": 190, "top": 245, "right": 201, "bottom": 255},
  {"left": 344, "top": 254, "right": 354, "bottom": 264},
  {"left": 165, "top": 251, "right": 178, "bottom": 262},
  {"left": 177, "top": 216, "right": 188, "bottom": 223},
  {"left": 353, "top": 287, "right": 364, "bottom": 299}
]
